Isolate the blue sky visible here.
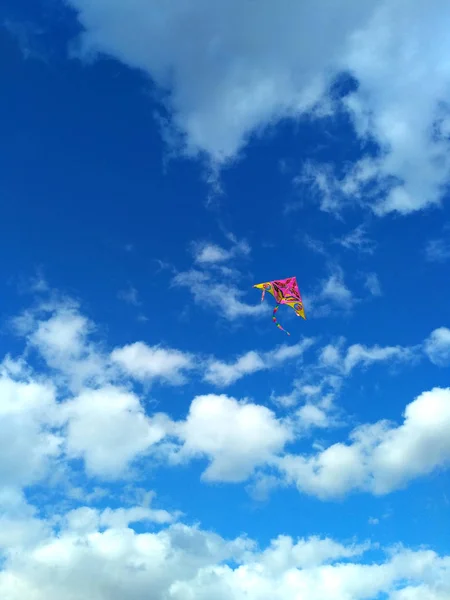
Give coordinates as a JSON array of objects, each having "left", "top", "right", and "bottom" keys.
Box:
[{"left": 1, "top": 1, "right": 450, "bottom": 598}]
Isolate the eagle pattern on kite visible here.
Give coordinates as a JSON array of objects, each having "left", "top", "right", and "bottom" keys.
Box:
[{"left": 253, "top": 276, "right": 306, "bottom": 335}]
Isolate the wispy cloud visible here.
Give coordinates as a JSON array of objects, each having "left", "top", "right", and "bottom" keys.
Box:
[
  {"left": 192, "top": 234, "right": 250, "bottom": 266},
  {"left": 336, "top": 224, "right": 376, "bottom": 254},
  {"left": 172, "top": 269, "right": 265, "bottom": 321},
  {"left": 204, "top": 339, "right": 314, "bottom": 386},
  {"left": 302, "top": 234, "right": 328, "bottom": 256},
  {"left": 305, "top": 267, "right": 356, "bottom": 317},
  {"left": 363, "top": 273, "right": 382, "bottom": 296},
  {"left": 425, "top": 238, "right": 450, "bottom": 262},
  {"left": 117, "top": 284, "right": 141, "bottom": 306}
]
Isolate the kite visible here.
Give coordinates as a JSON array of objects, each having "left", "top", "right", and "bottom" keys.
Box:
[{"left": 253, "top": 276, "right": 306, "bottom": 335}]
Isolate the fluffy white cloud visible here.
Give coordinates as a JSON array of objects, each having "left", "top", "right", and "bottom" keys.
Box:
[
  {"left": 111, "top": 342, "right": 195, "bottom": 384},
  {"left": 13, "top": 301, "right": 113, "bottom": 391},
  {"left": 204, "top": 339, "right": 313, "bottom": 386},
  {"left": 0, "top": 371, "right": 62, "bottom": 488},
  {"left": 69, "top": 0, "right": 370, "bottom": 163},
  {"left": 0, "top": 515, "right": 449, "bottom": 600},
  {"left": 278, "top": 387, "right": 450, "bottom": 498},
  {"left": 61, "top": 386, "right": 171, "bottom": 479},
  {"left": 5, "top": 292, "right": 450, "bottom": 501},
  {"left": 423, "top": 327, "right": 450, "bottom": 366},
  {"left": 341, "top": 1, "right": 450, "bottom": 215},
  {"left": 174, "top": 394, "right": 293, "bottom": 482},
  {"left": 68, "top": 0, "right": 450, "bottom": 214}
]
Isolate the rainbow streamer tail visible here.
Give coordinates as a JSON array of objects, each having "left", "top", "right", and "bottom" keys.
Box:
[{"left": 272, "top": 305, "right": 290, "bottom": 335}]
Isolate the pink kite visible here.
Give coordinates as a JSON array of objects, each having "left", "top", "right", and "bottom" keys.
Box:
[{"left": 253, "top": 276, "right": 306, "bottom": 335}]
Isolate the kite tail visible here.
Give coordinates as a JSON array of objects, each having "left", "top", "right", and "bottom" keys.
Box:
[
  {"left": 260, "top": 288, "right": 266, "bottom": 302},
  {"left": 272, "top": 305, "right": 290, "bottom": 335}
]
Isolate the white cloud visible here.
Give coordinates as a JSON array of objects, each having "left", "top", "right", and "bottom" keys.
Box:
[
  {"left": 61, "top": 386, "right": 171, "bottom": 479},
  {"left": 111, "top": 341, "right": 195, "bottom": 385},
  {"left": 364, "top": 273, "right": 382, "bottom": 296},
  {"left": 0, "top": 373, "right": 62, "bottom": 488},
  {"left": 342, "top": 343, "right": 415, "bottom": 374},
  {"left": 67, "top": 0, "right": 450, "bottom": 214},
  {"left": 5, "top": 291, "right": 450, "bottom": 506},
  {"left": 0, "top": 513, "right": 449, "bottom": 600},
  {"left": 174, "top": 394, "right": 293, "bottom": 482},
  {"left": 304, "top": 268, "right": 356, "bottom": 318},
  {"left": 65, "top": 501, "right": 175, "bottom": 533},
  {"left": 321, "top": 272, "right": 354, "bottom": 309},
  {"left": 337, "top": 225, "right": 376, "bottom": 254},
  {"left": 423, "top": 327, "right": 450, "bottom": 366},
  {"left": 425, "top": 238, "right": 450, "bottom": 262},
  {"left": 204, "top": 339, "right": 313, "bottom": 386},
  {"left": 194, "top": 242, "right": 231, "bottom": 264},
  {"left": 192, "top": 236, "right": 250, "bottom": 265},
  {"left": 318, "top": 339, "right": 417, "bottom": 375},
  {"left": 69, "top": 0, "right": 371, "bottom": 164},
  {"left": 296, "top": 404, "right": 330, "bottom": 429},
  {"left": 278, "top": 387, "right": 450, "bottom": 498},
  {"left": 341, "top": 1, "right": 450, "bottom": 215},
  {"left": 117, "top": 284, "right": 141, "bottom": 306},
  {"left": 172, "top": 269, "right": 266, "bottom": 321},
  {"left": 205, "top": 351, "right": 265, "bottom": 386},
  {"left": 13, "top": 301, "right": 113, "bottom": 392}
]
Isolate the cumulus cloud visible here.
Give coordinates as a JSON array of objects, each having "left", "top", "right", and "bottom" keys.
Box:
[
  {"left": 423, "top": 327, "right": 450, "bottom": 366},
  {"left": 12, "top": 300, "right": 113, "bottom": 391},
  {"left": 111, "top": 341, "right": 195, "bottom": 385},
  {"left": 61, "top": 386, "right": 171, "bottom": 479},
  {"left": 174, "top": 394, "right": 293, "bottom": 482},
  {"left": 0, "top": 515, "right": 449, "bottom": 600},
  {"left": 0, "top": 372, "right": 62, "bottom": 488},
  {"left": 341, "top": 1, "right": 450, "bottom": 215},
  {"left": 69, "top": 0, "right": 368, "bottom": 163},
  {"left": 4, "top": 291, "right": 450, "bottom": 501},
  {"left": 66, "top": 0, "right": 450, "bottom": 214},
  {"left": 278, "top": 387, "right": 450, "bottom": 498}
]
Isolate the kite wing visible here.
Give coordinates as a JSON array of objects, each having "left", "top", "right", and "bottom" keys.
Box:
[{"left": 253, "top": 276, "right": 306, "bottom": 335}]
